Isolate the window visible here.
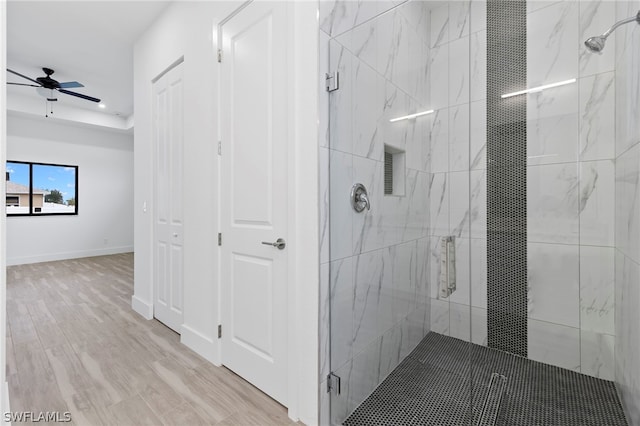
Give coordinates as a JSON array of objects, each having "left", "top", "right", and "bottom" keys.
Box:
[{"left": 6, "top": 161, "right": 78, "bottom": 216}]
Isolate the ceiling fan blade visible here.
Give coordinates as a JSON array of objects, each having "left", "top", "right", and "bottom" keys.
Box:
[
  {"left": 57, "top": 89, "right": 101, "bottom": 103},
  {"left": 6, "top": 68, "right": 40, "bottom": 85},
  {"left": 7, "top": 82, "right": 40, "bottom": 87},
  {"left": 58, "top": 81, "right": 84, "bottom": 89}
]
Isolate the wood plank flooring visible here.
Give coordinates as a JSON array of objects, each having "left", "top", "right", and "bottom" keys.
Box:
[{"left": 6, "top": 253, "right": 296, "bottom": 425}]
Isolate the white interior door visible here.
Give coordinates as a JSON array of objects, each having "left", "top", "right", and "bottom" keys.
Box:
[
  {"left": 153, "top": 62, "right": 184, "bottom": 333},
  {"left": 220, "top": 1, "right": 289, "bottom": 406}
]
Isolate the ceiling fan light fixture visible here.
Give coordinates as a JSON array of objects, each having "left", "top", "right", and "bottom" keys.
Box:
[{"left": 36, "top": 86, "right": 56, "bottom": 101}]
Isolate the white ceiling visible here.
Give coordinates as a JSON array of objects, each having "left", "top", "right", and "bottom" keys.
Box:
[{"left": 7, "top": 1, "right": 171, "bottom": 119}]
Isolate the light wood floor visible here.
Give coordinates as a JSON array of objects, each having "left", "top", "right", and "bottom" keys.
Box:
[{"left": 6, "top": 253, "right": 296, "bottom": 425}]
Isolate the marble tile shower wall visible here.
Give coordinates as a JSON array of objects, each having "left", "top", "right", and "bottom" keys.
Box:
[
  {"left": 318, "top": 1, "right": 433, "bottom": 423},
  {"left": 428, "top": 0, "right": 618, "bottom": 381},
  {"left": 614, "top": 0, "right": 640, "bottom": 423}
]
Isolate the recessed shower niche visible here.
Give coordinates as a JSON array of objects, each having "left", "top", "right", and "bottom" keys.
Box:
[{"left": 383, "top": 144, "right": 405, "bottom": 197}]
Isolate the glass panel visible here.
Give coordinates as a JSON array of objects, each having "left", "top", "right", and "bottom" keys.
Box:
[
  {"left": 468, "top": 0, "right": 631, "bottom": 424},
  {"left": 6, "top": 161, "right": 30, "bottom": 215},
  {"left": 32, "top": 164, "right": 77, "bottom": 214},
  {"left": 324, "top": 1, "right": 474, "bottom": 424}
]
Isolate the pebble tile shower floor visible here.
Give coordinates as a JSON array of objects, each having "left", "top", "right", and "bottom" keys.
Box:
[{"left": 342, "top": 332, "right": 628, "bottom": 426}]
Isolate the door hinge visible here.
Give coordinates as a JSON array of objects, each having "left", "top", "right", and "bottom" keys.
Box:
[
  {"left": 218, "top": 324, "right": 222, "bottom": 338},
  {"left": 327, "top": 372, "right": 341, "bottom": 395},
  {"left": 217, "top": 49, "right": 223, "bottom": 63},
  {"left": 218, "top": 140, "right": 222, "bottom": 156},
  {"left": 218, "top": 233, "right": 222, "bottom": 246},
  {"left": 325, "top": 71, "right": 339, "bottom": 92}
]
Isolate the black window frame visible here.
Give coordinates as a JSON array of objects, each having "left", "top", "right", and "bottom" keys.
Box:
[{"left": 6, "top": 160, "right": 79, "bottom": 217}]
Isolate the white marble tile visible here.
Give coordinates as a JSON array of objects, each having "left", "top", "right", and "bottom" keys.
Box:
[
  {"left": 429, "top": 108, "right": 449, "bottom": 173},
  {"left": 527, "top": 1, "right": 579, "bottom": 85},
  {"left": 579, "top": 72, "right": 615, "bottom": 161},
  {"left": 406, "top": 24, "right": 428, "bottom": 101},
  {"left": 401, "top": 304, "right": 429, "bottom": 359},
  {"left": 449, "top": 237, "right": 471, "bottom": 306},
  {"left": 470, "top": 30, "right": 487, "bottom": 102},
  {"left": 351, "top": 17, "right": 378, "bottom": 75},
  {"left": 615, "top": 144, "right": 640, "bottom": 262},
  {"left": 377, "top": 323, "right": 402, "bottom": 382},
  {"left": 353, "top": 248, "right": 392, "bottom": 354},
  {"left": 449, "top": 0, "right": 470, "bottom": 41},
  {"left": 614, "top": 7, "right": 640, "bottom": 158},
  {"left": 528, "top": 319, "right": 581, "bottom": 372},
  {"left": 429, "top": 172, "right": 449, "bottom": 237},
  {"left": 377, "top": 10, "right": 410, "bottom": 92},
  {"left": 353, "top": 60, "right": 384, "bottom": 161},
  {"left": 379, "top": 81, "right": 411, "bottom": 157},
  {"left": 527, "top": 242, "right": 580, "bottom": 328},
  {"left": 429, "top": 45, "right": 449, "bottom": 111},
  {"left": 449, "top": 105, "right": 471, "bottom": 172},
  {"left": 391, "top": 241, "right": 417, "bottom": 324},
  {"left": 450, "top": 302, "right": 471, "bottom": 342},
  {"left": 329, "top": 150, "right": 353, "bottom": 261},
  {"left": 430, "top": 298, "right": 450, "bottom": 335},
  {"left": 469, "top": 169, "right": 487, "bottom": 239},
  {"left": 471, "top": 307, "right": 488, "bottom": 346},
  {"left": 527, "top": 163, "right": 580, "bottom": 244},
  {"left": 470, "top": 0, "right": 486, "bottom": 34},
  {"left": 320, "top": 263, "right": 331, "bottom": 378},
  {"left": 449, "top": 171, "right": 470, "bottom": 238},
  {"left": 449, "top": 36, "right": 470, "bottom": 106},
  {"left": 398, "top": 0, "right": 430, "bottom": 44},
  {"left": 470, "top": 100, "right": 487, "bottom": 170},
  {"left": 580, "top": 246, "right": 614, "bottom": 335},
  {"left": 579, "top": 160, "right": 615, "bottom": 247},
  {"left": 329, "top": 39, "right": 353, "bottom": 154},
  {"left": 403, "top": 170, "right": 430, "bottom": 242},
  {"left": 580, "top": 331, "right": 614, "bottom": 380},
  {"left": 348, "top": 340, "right": 381, "bottom": 415},
  {"left": 416, "top": 237, "right": 431, "bottom": 305},
  {"left": 430, "top": 3, "right": 449, "bottom": 48},
  {"left": 578, "top": 0, "right": 616, "bottom": 77},
  {"left": 330, "top": 257, "right": 354, "bottom": 371},
  {"left": 527, "top": 82, "right": 579, "bottom": 166},
  {"left": 352, "top": 0, "right": 382, "bottom": 27}
]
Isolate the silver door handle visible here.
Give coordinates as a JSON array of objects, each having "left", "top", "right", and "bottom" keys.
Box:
[{"left": 262, "top": 238, "right": 286, "bottom": 250}]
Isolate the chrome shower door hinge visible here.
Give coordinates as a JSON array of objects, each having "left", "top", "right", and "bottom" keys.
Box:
[
  {"left": 217, "top": 49, "right": 223, "bottom": 63},
  {"left": 325, "top": 71, "right": 339, "bottom": 92},
  {"left": 327, "top": 372, "right": 341, "bottom": 395}
]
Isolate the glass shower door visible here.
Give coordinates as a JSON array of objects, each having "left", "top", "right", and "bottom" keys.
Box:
[{"left": 322, "top": 1, "right": 475, "bottom": 424}]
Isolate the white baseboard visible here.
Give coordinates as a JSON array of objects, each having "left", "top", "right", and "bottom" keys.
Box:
[
  {"left": 2, "top": 381, "right": 10, "bottom": 425},
  {"left": 181, "top": 324, "right": 220, "bottom": 366},
  {"left": 131, "top": 295, "right": 153, "bottom": 320},
  {"left": 6, "top": 246, "right": 134, "bottom": 266}
]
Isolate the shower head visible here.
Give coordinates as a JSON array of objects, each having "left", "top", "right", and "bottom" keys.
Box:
[
  {"left": 584, "top": 10, "right": 640, "bottom": 53},
  {"left": 585, "top": 35, "right": 607, "bottom": 53}
]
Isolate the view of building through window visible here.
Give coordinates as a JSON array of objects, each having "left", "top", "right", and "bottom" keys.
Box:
[{"left": 6, "top": 161, "right": 78, "bottom": 215}]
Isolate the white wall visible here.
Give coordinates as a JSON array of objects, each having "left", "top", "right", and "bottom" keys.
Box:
[
  {"left": 6, "top": 114, "right": 133, "bottom": 265},
  {"left": 133, "top": 1, "right": 319, "bottom": 423}
]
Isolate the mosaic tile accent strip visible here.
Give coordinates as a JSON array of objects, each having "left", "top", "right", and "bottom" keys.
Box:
[
  {"left": 343, "top": 333, "right": 628, "bottom": 426},
  {"left": 486, "top": 0, "right": 528, "bottom": 357}
]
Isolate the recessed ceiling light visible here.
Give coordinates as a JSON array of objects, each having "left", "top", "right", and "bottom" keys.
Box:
[{"left": 98, "top": 104, "right": 106, "bottom": 109}]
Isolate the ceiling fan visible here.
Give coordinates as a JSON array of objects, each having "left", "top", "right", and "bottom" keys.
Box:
[{"left": 6, "top": 67, "right": 101, "bottom": 103}]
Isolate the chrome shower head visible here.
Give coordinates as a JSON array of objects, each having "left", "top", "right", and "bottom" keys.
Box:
[
  {"left": 584, "top": 10, "right": 640, "bottom": 53},
  {"left": 585, "top": 35, "right": 607, "bottom": 53}
]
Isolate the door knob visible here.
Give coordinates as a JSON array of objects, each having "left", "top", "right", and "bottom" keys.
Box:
[{"left": 261, "top": 238, "right": 286, "bottom": 250}]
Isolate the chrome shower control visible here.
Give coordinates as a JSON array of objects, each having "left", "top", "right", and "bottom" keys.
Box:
[{"left": 351, "top": 183, "right": 370, "bottom": 213}]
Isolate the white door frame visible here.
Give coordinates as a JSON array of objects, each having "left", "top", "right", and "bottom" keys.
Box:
[{"left": 216, "top": 1, "right": 319, "bottom": 423}]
